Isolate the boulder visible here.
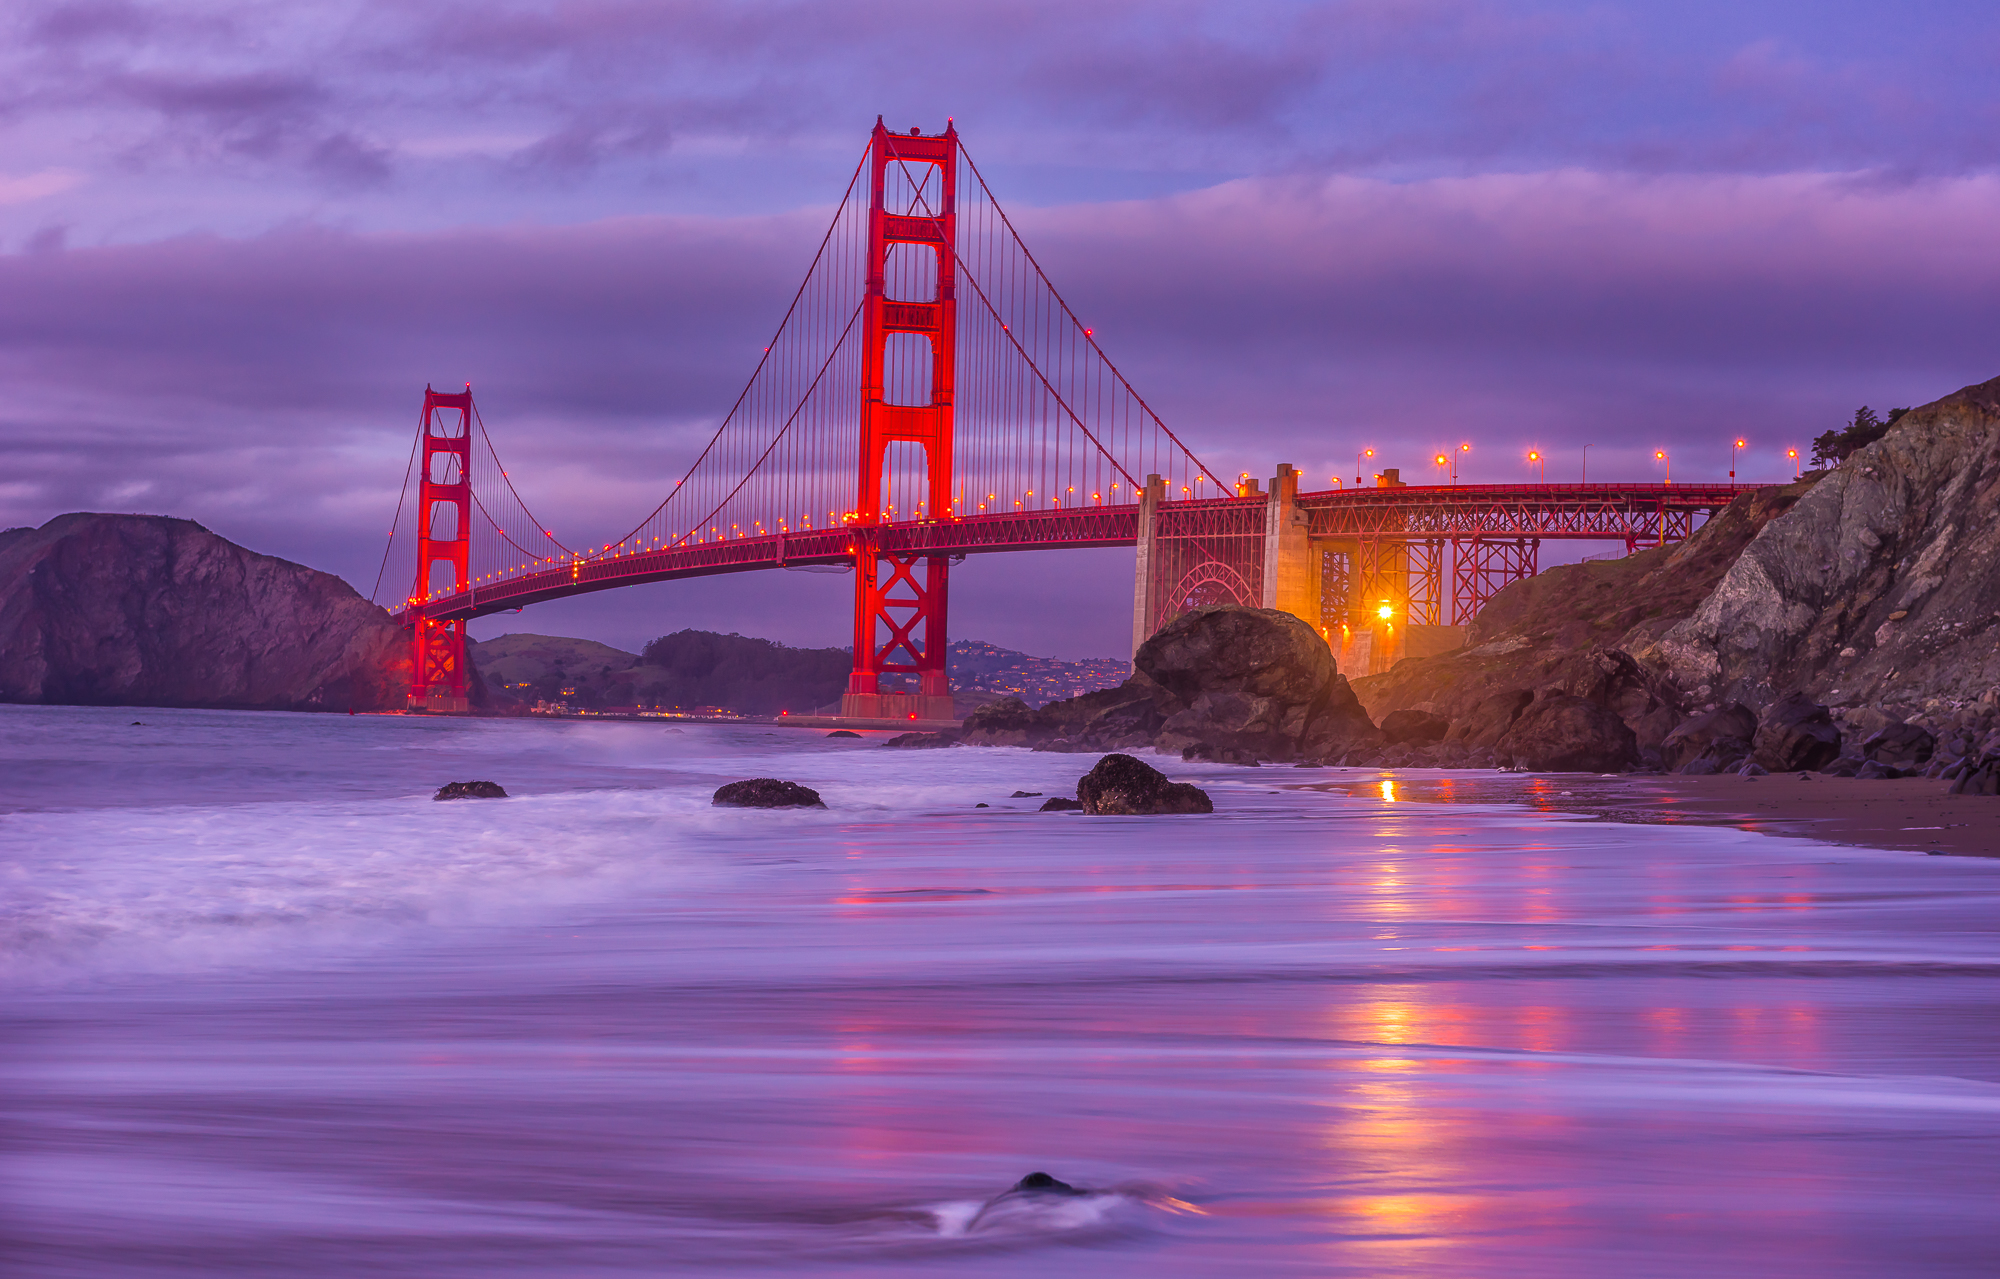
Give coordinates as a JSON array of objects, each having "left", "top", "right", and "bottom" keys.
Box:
[
  {"left": 1074, "top": 754, "right": 1214, "bottom": 815},
  {"left": 1445, "top": 688, "right": 1534, "bottom": 748},
  {"left": 1182, "top": 742, "right": 1260, "bottom": 764},
  {"left": 1861, "top": 722, "right": 1935, "bottom": 767},
  {"left": 1009, "top": 790, "right": 1043, "bottom": 798},
  {"left": 1751, "top": 693, "right": 1843, "bottom": 772},
  {"left": 825, "top": 729, "right": 862, "bottom": 738},
  {"left": 1380, "top": 709, "right": 1450, "bottom": 745},
  {"left": 957, "top": 696, "right": 1050, "bottom": 747},
  {"left": 1038, "top": 796, "right": 1084, "bottom": 811},
  {"left": 712, "top": 778, "right": 826, "bottom": 808},
  {"left": 1660, "top": 703, "right": 1758, "bottom": 773},
  {"left": 1949, "top": 753, "right": 2000, "bottom": 795},
  {"left": 434, "top": 780, "right": 507, "bottom": 800},
  {"left": 1493, "top": 694, "right": 1640, "bottom": 772},
  {"left": 881, "top": 731, "right": 958, "bottom": 749}
]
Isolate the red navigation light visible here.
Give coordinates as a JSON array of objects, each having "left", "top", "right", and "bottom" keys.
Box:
[{"left": 908, "top": 712, "right": 918, "bottom": 720}]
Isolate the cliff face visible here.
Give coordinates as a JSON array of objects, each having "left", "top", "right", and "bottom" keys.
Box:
[
  {"left": 0, "top": 513, "right": 410, "bottom": 712},
  {"left": 1661, "top": 374, "right": 2000, "bottom": 717},
  {"left": 1351, "top": 480, "right": 1815, "bottom": 732}
]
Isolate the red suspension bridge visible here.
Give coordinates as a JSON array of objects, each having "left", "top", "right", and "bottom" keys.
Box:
[{"left": 378, "top": 120, "right": 1743, "bottom": 716}]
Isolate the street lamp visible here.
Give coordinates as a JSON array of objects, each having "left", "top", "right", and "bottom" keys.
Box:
[
  {"left": 1527, "top": 449, "right": 1544, "bottom": 483},
  {"left": 1730, "top": 436, "right": 1746, "bottom": 482},
  {"left": 1357, "top": 448, "right": 1374, "bottom": 487},
  {"left": 1582, "top": 443, "right": 1590, "bottom": 484},
  {"left": 1787, "top": 447, "right": 1800, "bottom": 479},
  {"left": 1655, "top": 449, "right": 1670, "bottom": 486}
]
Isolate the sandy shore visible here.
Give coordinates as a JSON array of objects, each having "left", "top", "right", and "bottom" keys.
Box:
[{"left": 1292, "top": 770, "right": 1998, "bottom": 858}]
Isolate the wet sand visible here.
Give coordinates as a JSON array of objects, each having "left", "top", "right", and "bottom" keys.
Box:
[{"left": 1297, "top": 770, "right": 1999, "bottom": 858}]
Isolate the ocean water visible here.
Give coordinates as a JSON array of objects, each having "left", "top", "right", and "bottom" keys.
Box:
[{"left": 3, "top": 704, "right": 1997, "bottom": 1277}]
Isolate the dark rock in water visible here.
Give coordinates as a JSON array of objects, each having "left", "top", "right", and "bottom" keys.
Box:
[
  {"left": 958, "top": 696, "right": 1047, "bottom": 747},
  {"left": 1010, "top": 790, "right": 1043, "bottom": 798},
  {"left": 130, "top": 720, "right": 142, "bottom": 726},
  {"left": 882, "top": 731, "right": 958, "bottom": 749},
  {"left": 1861, "top": 722, "right": 1935, "bottom": 767},
  {"left": 1038, "top": 796, "right": 1083, "bottom": 811},
  {"left": 1752, "top": 693, "right": 1842, "bottom": 772},
  {"left": 712, "top": 778, "right": 826, "bottom": 808},
  {"left": 0, "top": 512, "right": 414, "bottom": 712},
  {"left": 1445, "top": 689, "right": 1534, "bottom": 749},
  {"left": 975, "top": 802, "right": 989, "bottom": 807},
  {"left": 1075, "top": 753, "right": 1213, "bottom": 815},
  {"left": 434, "top": 780, "right": 507, "bottom": 800},
  {"left": 1380, "top": 709, "right": 1450, "bottom": 745},
  {"left": 1661, "top": 703, "right": 1758, "bottom": 773},
  {"left": 825, "top": 729, "right": 862, "bottom": 738},
  {"left": 1182, "top": 742, "right": 1259, "bottom": 765},
  {"left": 1009, "top": 1172, "right": 1087, "bottom": 1197},
  {"left": 1493, "top": 695, "right": 1639, "bottom": 772}
]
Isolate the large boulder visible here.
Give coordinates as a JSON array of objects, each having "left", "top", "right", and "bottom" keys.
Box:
[
  {"left": 1075, "top": 754, "right": 1214, "bottom": 815},
  {"left": 1660, "top": 702, "right": 1758, "bottom": 773},
  {"left": 1445, "top": 689, "right": 1533, "bottom": 748},
  {"left": 1752, "top": 694, "right": 1843, "bottom": 771},
  {"left": 1380, "top": 709, "right": 1450, "bottom": 745},
  {"left": 958, "top": 607, "right": 1379, "bottom": 763},
  {"left": 882, "top": 731, "right": 958, "bottom": 749},
  {"left": 1861, "top": 722, "right": 1935, "bottom": 767},
  {"left": 712, "top": 778, "right": 826, "bottom": 808},
  {"left": 434, "top": 780, "right": 507, "bottom": 801},
  {"left": 1493, "top": 694, "right": 1640, "bottom": 772}
]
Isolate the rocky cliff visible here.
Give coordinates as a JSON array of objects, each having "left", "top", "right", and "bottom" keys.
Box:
[
  {"left": 1661, "top": 374, "right": 2000, "bottom": 720},
  {"left": 0, "top": 513, "right": 410, "bottom": 712}
]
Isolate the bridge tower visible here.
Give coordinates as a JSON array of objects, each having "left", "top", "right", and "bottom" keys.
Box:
[
  {"left": 409, "top": 386, "right": 473, "bottom": 713},
  {"left": 843, "top": 119, "right": 958, "bottom": 722}
]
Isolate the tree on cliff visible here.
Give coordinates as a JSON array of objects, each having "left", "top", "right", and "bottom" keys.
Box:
[{"left": 1812, "top": 405, "right": 1910, "bottom": 466}]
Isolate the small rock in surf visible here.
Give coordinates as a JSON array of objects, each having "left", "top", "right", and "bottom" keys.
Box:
[
  {"left": 825, "top": 729, "right": 862, "bottom": 738},
  {"left": 712, "top": 778, "right": 826, "bottom": 808},
  {"left": 1038, "top": 797, "right": 1083, "bottom": 811},
  {"left": 434, "top": 780, "right": 508, "bottom": 801}
]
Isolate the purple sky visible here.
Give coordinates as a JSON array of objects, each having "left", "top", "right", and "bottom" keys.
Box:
[{"left": 3, "top": 0, "right": 1997, "bottom": 659}]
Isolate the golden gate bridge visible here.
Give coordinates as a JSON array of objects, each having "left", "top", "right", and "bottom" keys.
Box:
[{"left": 376, "top": 120, "right": 1742, "bottom": 716}]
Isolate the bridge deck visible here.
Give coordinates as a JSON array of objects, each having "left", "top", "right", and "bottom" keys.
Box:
[{"left": 396, "top": 482, "right": 1747, "bottom": 624}]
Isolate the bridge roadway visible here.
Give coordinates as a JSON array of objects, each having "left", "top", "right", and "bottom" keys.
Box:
[{"left": 394, "top": 481, "right": 1746, "bottom": 626}]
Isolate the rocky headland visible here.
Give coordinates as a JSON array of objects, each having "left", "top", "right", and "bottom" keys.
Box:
[
  {"left": 0, "top": 513, "right": 412, "bottom": 712},
  {"left": 956, "top": 374, "right": 2000, "bottom": 783}
]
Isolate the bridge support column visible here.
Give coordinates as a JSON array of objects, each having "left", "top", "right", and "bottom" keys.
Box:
[
  {"left": 1130, "top": 473, "right": 1165, "bottom": 662},
  {"left": 409, "top": 386, "right": 472, "bottom": 714},
  {"left": 1260, "top": 463, "right": 1320, "bottom": 632}
]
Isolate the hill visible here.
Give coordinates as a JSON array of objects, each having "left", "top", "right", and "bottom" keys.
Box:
[{"left": 0, "top": 513, "right": 409, "bottom": 711}]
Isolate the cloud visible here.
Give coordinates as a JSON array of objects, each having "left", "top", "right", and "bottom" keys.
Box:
[{"left": 0, "top": 169, "right": 82, "bottom": 204}]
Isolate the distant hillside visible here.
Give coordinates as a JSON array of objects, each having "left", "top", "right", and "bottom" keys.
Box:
[
  {"left": 469, "top": 629, "right": 1129, "bottom": 715},
  {"left": 0, "top": 513, "right": 410, "bottom": 711}
]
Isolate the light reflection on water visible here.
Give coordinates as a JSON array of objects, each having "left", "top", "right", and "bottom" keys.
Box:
[{"left": 2, "top": 704, "right": 1998, "bottom": 1277}]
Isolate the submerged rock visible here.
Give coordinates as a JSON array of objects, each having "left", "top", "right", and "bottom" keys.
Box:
[
  {"left": 434, "top": 780, "right": 508, "bottom": 801},
  {"left": 825, "top": 729, "right": 862, "bottom": 738},
  {"left": 712, "top": 778, "right": 826, "bottom": 808},
  {"left": 1075, "top": 754, "right": 1213, "bottom": 815},
  {"left": 1038, "top": 796, "right": 1083, "bottom": 811}
]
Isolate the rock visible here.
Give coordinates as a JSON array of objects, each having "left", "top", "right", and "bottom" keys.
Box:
[
  {"left": 959, "top": 607, "right": 1380, "bottom": 763},
  {"left": 1950, "top": 754, "right": 2000, "bottom": 795},
  {"left": 825, "top": 729, "right": 862, "bottom": 738},
  {"left": 434, "top": 780, "right": 507, "bottom": 800},
  {"left": 1038, "top": 796, "right": 1083, "bottom": 811},
  {"left": 1007, "top": 1172, "right": 1086, "bottom": 1197},
  {"left": 0, "top": 513, "right": 413, "bottom": 711},
  {"left": 1752, "top": 693, "right": 1843, "bottom": 772},
  {"left": 881, "top": 731, "right": 958, "bottom": 749},
  {"left": 967, "top": 1171, "right": 1094, "bottom": 1230},
  {"left": 1853, "top": 758, "right": 1901, "bottom": 780},
  {"left": 1660, "top": 375, "right": 2000, "bottom": 713},
  {"left": 1074, "top": 753, "right": 1214, "bottom": 815},
  {"left": 1737, "top": 760, "right": 1769, "bottom": 776},
  {"left": 1182, "top": 742, "right": 1260, "bottom": 764},
  {"left": 1380, "top": 709, "right": 1450, "bottom": 745},
  {"left": 1819, "top": 756, "right": 1863, "bottom": 777},
  {"left": 1861, "top": 722, "right": 1935, "bottom": 767},
  {"left": 1493, "top": 694, "right": 1640, "bottom": 772},
  {"left": 958, "top": 696, "right": 1050, "bottom": 747},
  {"left": 1010, "top": 790, "right": 1043, "bottom": 797},
  {"left": 975, "top": 802, "right": 989, "bottom": 807},
  {"left": 712, "top": 778, "right": 826, "bottom": 808},
  {"left": 1445, "top": 688, "right": 1534, "bottom": 748},
  {"left": 1660, "top": 703, "right": 1758, "bottom": 773}
]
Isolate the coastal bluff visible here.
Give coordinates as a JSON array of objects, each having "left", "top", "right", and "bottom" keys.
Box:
[{"left": 0, "top": 513, "right": 410, "bottom": 712}]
